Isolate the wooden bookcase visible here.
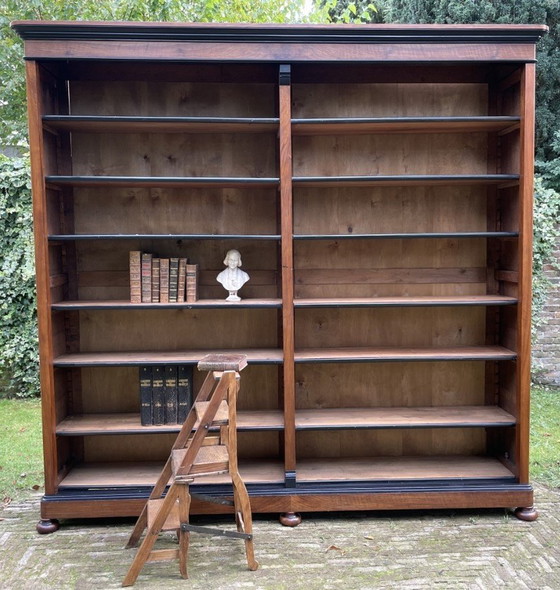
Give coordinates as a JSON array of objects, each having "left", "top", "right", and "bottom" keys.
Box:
[{"left": 13, "top": 21, "right": 547, "bottom": 531}]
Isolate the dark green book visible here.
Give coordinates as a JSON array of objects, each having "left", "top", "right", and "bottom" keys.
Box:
[
  {"left": 151, "top": 366, "right": 165, "bottom": 426},
  {"left": 164, "top": 365, "right": 178, "bottom": 424},
  {"left": 177, "top": 365, "right": 194, "bottom": 424},
  {"left": 139, "top": 366, "right": 152, "bottom": 426}
]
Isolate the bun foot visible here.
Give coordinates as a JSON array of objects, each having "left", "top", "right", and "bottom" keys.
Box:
[
  {"left": 279, "top": 512, "right": 301, "bottom": 527},
  {"left": 514, "top": 506, "right": 538, "bottom": 521},
  {"left": 37, "top": 519, "right": 60, "bottom": 534}
]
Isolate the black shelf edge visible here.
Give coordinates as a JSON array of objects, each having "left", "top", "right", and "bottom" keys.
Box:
[
  {"left": 45, "top": 175, "right": 280, "bottom": 186},
  {"left": 292, "top": 116, "right": 521, "bottom": 125},
  {"left": 12, "top": 22, "right": 548, "bottom": 45},
  {"left": 52, "top": 300, "right": 283, "bottom": 310},
  {"left": 43, "top": 115, "right": 279, "bottom": 124},
  {"left": 293, "top": 174, "right": 520, "bottom": 184},
  {"left": 48, "top": 234, "right": 281, "bottom": 241},
  {"left": 293, "top": 232, "right": 519, "bottom": 240}
]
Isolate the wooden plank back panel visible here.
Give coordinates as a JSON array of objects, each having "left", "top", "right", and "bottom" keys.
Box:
[
  {"left": 73, "top": 187, "right": 278, "bottom": 236},
  {"left": 294, "top": 186, "right": 487, "bottom": 234},
  {"left": 75, "top": 238, "right": 278, "bottom": 301},
  {"left": 78, "top": 364, "right": 279, "bottom": 414},
  {"left": 296, "top": 427, "right": 487, "bottom": 459},
  {"left": 295, "top": 307, "right": 486, "bottom": 348},
  {"left": 292, "top": 83, "right": 487, "bottom": 118},
  {"left": 293, "top": 133, "right": 488, "bottom": 177},
  {"left": 78, "top": 308, "right": 278, "bottom": 351},
  {"left": 70, "top": 81, "right": 276, "bottom": 117},
  {"left": 294, "top": 237, "right": 486, "bottom": 298},
  {"left": 70, "top": 132, "right": 277, "bottom": 178},
  {"left": 295, "top": 361, "right": 485, "bottom": 410},
  {"left": 82, "top": 431, "right": 279, "bottom": 462}
]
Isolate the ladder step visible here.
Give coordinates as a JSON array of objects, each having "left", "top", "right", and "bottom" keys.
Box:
[
  {"left": 146, "top": 548, "right": 180, "bottom": 562},
  {"left": 194, "top": 400, "right": 229, "bottom": 426},
  {"left": 172, "top": 445, "right": 229, "bottom": 477}
]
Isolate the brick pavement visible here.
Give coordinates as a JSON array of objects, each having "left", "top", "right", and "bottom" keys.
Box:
[{"left": 1, "top": 483, "right": 559, "bottom": 589}]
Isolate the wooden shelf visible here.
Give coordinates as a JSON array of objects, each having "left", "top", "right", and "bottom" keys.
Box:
[
  {"left": 53, "top": 349, "right": 284, "bottom": 367},
  {"left": 292, "top": 174, "right": 519, "bottom": 188},
  {"left": 293, "top": 231, "right": 518, "bottom": 240},
  {"left": 294, "top": 295, "right": 517, "bottom": 308},
  {"left": 292, "top": 116, "right": 520, "bottom": 135},
  {"left": 45, "top": 175, "right": 280, "bottom": 189},
  {"left": 43, "top": 115, "right": 279, "bottom": 134},
  {"left": 57, "top": 410, "right": 284, "bottom": 435},
  {"left": 49, "top": 233, "right": 281, "bottom": 241},
  {"left": 52, "top": 299, "right": 282, "bottom": 310},
  {"left": 294, "top": 346, "right": 517, "bottom": 363},
  {"left": 296, "top": 456, "right": 515, "bottom": 482},
  {"left": 58, "top": 460, "right": 285, "bottom": 488},
  {"left": 295, "top": 406, "right": 515, "bottom": 430},
  {"left": 56, "top": 405, "right": 514, "bottom": 436},
  {"left": 51, "top": 295, "right": 516, "bottom": 311}
]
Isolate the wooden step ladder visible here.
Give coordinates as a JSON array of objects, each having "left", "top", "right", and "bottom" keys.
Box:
[{"left": 122, "top": 354, "right": 258, "bottom": 586}]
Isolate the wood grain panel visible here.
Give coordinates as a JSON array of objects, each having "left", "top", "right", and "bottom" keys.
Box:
[
  {"left": 75, "top": 364, "right": 278, "bottom": 415},
  {"left": 292, "top": 83, "right": 487, "bottom": 118},
  {"left": 295, "top": 361, "right": 485, "bottom": 409},
  {"left": 72, "top": 187, "right": 277, "bottom": 235},
  {"left": 70, "top": 132, "right": 277, "bottom": 178},
  {"left": 78, "top": 308, "right": 278, "bottom": 351},
  {"left": 294, "top": 307, "right": 486, "bottom": 348},
  {"left": 297, "top": 428, "right": 486, "bottom": 459},
  {"left": 293, "top": 133, "right": 488, "bottom": 177},
  {"left": 294, "top": 186, "right": 487, "bottom": 235},
  {"left": 70, "top": 81, "right": 275, "bottom": 117}
]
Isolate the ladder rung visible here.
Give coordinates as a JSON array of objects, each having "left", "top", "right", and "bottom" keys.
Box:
[
  {"left": 180, "top": 523, "right": 252, "bottom": 541},
  {"left": 172, "top": 445, "right": 229, "bottom": 477},
  {"left": 194, "top": 400, "right": 229, "bottom": 425},
  {"left": 146, "top": 548, "right": 180, "bottom": 562}
]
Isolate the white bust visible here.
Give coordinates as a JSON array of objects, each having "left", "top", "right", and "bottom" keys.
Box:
[{"left": 216, "top": 249, "right": 250, "bottom": 301}]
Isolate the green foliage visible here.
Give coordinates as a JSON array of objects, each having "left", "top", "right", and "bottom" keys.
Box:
[
  {"left": 0, "top": 0, "right": 328, "bottom": 149},
  {"left": 532, "top": 175, "right": 560, "bottom": 332},
  {"left": 0, "top": 398, "right": 43, "bottom": 500},
  {"left": 530, "top": 386, "right": 560, "bottom": 487},
  {"left": 322, "top": 0, "right": 380, "bottom": 23},
  {"left": 0, "top": 154, "right": 39, "bottom": 398}
]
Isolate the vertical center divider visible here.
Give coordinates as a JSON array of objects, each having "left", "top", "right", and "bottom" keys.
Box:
[{"left": 278, "top": 64, "right": 296, "bottom": 486}]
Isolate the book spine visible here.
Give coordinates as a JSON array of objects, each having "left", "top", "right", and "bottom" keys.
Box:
[
  {"left": 129, "top": 250, "right": 142, "bottom": 303},
  {"left": 151, "top": 366, "right": 165, "bottom": 425},
  {"left": 177, "top": 365, "right": 194, "bottom": 424},
  {"left": 169, "top": 258, "right": 179, "bottom": 303},
  {"left": 186, "top": 263, "right": 199, "bottom": 303},
  {"left": 177, "top": 258, "right": 187, "bottom": 303},
  {"left": 164, "top": 365, "right": 178, "bottom": 424},
  {"left": 139, "top": 366, "right": 153, "bottom": 426},
  {"left": 160, "top": 258, "right": 170, "bottom": 303},
  {"left": 151, "top": 258, "right": 160, "bottom": 303},
  {"left": 141, "top": 253, "right": 153, "bottom": 303}
]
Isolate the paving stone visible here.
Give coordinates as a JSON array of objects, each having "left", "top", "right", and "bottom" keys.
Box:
[{"left": 1, "top": 483, "right": 560, "bottom": 589}]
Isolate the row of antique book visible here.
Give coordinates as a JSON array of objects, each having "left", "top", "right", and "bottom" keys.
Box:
[
  {"left": 130, "top": 251, "right": 198, "bottom": 303},
  {"left": 139, "top": 365, "right": 194, "bottom": 426}
]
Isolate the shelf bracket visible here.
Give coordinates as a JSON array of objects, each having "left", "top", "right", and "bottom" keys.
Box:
[
  {"left": 285, "top": 470, "right": 296, "bottom": 488},
  {"left": 279, "top": 64, "right": 291, "bottom": 86}
]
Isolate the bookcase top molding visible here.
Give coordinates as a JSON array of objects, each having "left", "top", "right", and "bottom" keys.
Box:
[{"left": 13, "top": 21, "right": 547, "bottom": 64}]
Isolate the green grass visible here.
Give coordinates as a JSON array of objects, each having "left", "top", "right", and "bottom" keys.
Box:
[
  {"left": 530, "top": 386, "right": 560, "bottom": 487},
  {"left": 0, "top": 389, "right": 559, "bottom": 504},
  {"left": 0, "top": 398, "right": 43, "bottom": 503}
]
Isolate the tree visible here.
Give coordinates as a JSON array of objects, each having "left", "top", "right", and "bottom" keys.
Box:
[{"left": 0, "top": 0, "right": 333, "bottom": 397}]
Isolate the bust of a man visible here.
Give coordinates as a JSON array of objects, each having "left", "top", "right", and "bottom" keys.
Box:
[{"left": 216, "top": 249, "right": 250, "bottom": 301}]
